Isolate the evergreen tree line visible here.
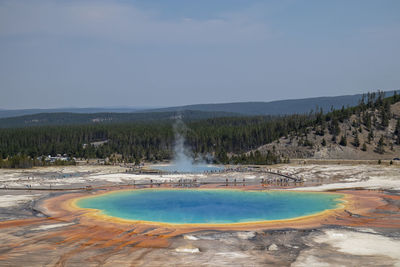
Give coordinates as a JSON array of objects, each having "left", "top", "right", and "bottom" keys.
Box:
[
  {"left": 0, "top": 115, "right": 311, "bottom": 165},
  {"left": 0, "top": 155, "right": 76, "bottom": 169},
  {"left": 0, "top": 91, "right": 399, "bottom": 167}
]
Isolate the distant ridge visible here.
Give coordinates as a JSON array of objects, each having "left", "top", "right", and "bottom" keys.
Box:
[
  {"left": 0, "top": 90, "right": 397, "bottom": 128},
  {"left": 0, "top": 107, "right": 146, "bottom": 119},
  {"left": 2, "top": 91, "right": 397, "bottom": 119},
  {"left": 149, "top": 91, "right": 397, "bottom": 115}
]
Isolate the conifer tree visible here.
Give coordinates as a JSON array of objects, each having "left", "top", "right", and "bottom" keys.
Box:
[
  {"left": 339, "top": 135, "right": 347, "bottom": 146},
  {"left": 362, "top": 143, "right": 367, "bottom": 151},
  {"left": 353, "top": 133, "right": 360, "bottom": 147},
  {"left": 395, "top": 119, "right": 400, "bottom": 145},
  {"left": 321, "top": 138, "right": 326, "bottom": 146},
  {"left": 368, "top": 130, "right": 374, "bottom": 144},
  {"left": 375, "top": 135, "right": 385, "bottom": 154}
]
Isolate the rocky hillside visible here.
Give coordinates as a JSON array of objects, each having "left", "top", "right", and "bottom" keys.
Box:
[{"left": 257, "top": 94, "right": 400, "bottom": 160}]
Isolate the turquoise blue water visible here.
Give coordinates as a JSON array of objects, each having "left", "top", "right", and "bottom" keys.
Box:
[{"left": 77, "top": 189, "right": 343, "bottom": 224}]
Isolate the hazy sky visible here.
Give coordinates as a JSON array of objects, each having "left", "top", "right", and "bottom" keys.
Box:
[{"left": 1, "top": 0, "right": 399, "bottom": 109}]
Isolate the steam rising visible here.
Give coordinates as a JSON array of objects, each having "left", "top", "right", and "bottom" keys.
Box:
[
  {"left": 163, "top": 116, "right": 221, "bottom": 173},
  {"left": 172, "top": 118, "right": 196, "bottom": 172}
]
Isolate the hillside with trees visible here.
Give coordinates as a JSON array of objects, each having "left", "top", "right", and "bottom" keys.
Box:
[
  {"left": 256, "top": 91, "right": 400, "bottom": 161},
  {"left": 0, "top": 91, "right": 399, "bottom": 168}
]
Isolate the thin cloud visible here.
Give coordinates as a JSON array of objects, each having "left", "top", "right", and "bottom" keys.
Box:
[{"left": 0, "top": 0, "right": 271, "bottom": 45}]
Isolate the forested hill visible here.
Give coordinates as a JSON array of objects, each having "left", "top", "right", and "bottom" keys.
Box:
[
  {"left": 0, "top": 91, "right": 399, "bottom": 168},
  {"left": 148, "top": 91, "right": 398, "bottom": 115},
  {"left": 256, "top": 92, "right": 400, "bottom": 161},
  {"left": 0, "top": 110, "right": 238, "bottom": 128}
]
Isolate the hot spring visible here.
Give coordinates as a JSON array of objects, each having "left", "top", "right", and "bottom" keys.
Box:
[{"left": 76, "top": 189, "right": 344, "bottom": 224}]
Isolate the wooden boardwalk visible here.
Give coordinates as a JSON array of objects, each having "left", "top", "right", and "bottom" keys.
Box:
[
  {"left": 0, "top": 168, "right": 302, "bottom": 191},
  {"left": 264, "top": 171, "right": 303, "bottom": 182}
]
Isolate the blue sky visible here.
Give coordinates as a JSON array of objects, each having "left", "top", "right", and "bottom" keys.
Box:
[{"left": 0, "top": 0, "right": 399, "bottom": 109}]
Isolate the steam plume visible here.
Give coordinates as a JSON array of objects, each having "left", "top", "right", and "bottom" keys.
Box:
[{"left": 172, "top": 116, "right": 196, "bottom": 172}]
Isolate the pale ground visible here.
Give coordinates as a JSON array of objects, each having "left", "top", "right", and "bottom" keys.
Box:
[
  {"left": 0, "top": 163, "right": 399, "bottom": 191},
  {"left": 292, "top": 228, "right": 400, "bottom": 267},
  {"left": 0, "top": 163, "right": 399, "bottom": 266},
  {"left": 0, "top": 194, "right": 41, "bottom": 208},
  {"left": 275, "top": 164, "right": 400, "bottom": 191}
]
